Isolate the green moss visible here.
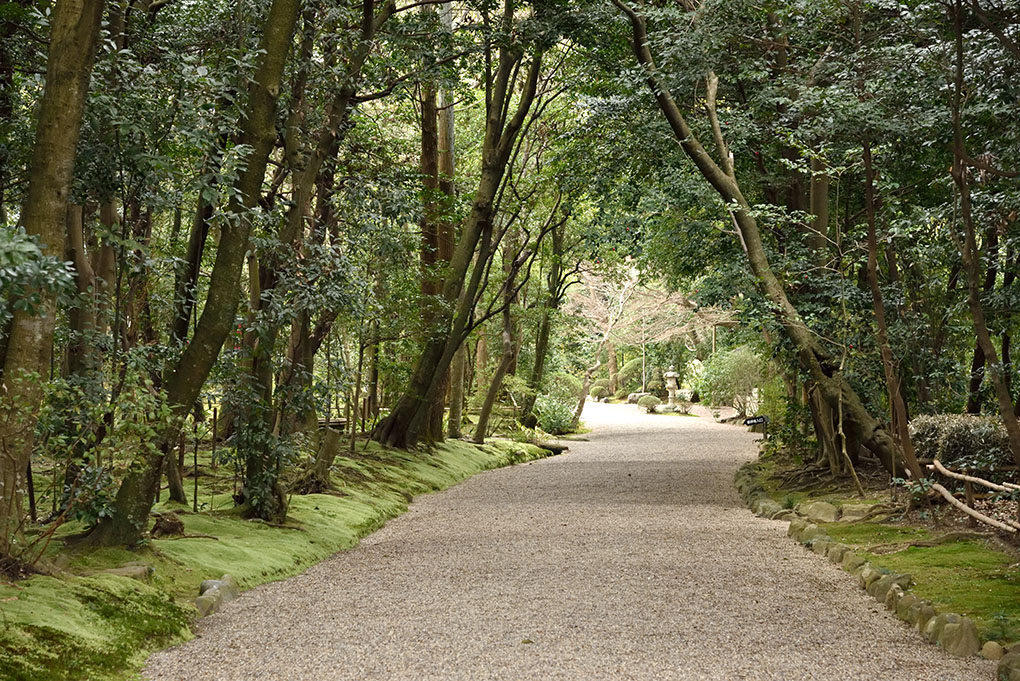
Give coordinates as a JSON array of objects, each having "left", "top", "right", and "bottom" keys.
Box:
[
  {"left": 0, "top": 575, "right": 190, "bottom": 681},
  {"left": 2, "top": 438, "right": 551, "bottom": 681},
  {"left": 863, "top": 540, "right": 1020, "bottom": 642},
  {"left": 824, "top": 522, "right": 931, "bottom": 547}
]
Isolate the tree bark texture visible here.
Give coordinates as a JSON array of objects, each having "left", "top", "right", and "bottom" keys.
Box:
[{"left": 0, "top": 0, "right": 104, "bottom": 555}]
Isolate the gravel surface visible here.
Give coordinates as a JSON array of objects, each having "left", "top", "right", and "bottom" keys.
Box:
[{"left": 145, "top": 402, "right": 993, "bottom": 681}]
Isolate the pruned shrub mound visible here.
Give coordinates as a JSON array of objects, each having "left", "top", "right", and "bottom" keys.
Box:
[
  {"left": 589, "top": 385, "right": 609, "bottom": 400},
  {"left": 675, "top": 400, "right": 693, "bottom": 415},
  {"left": 909, "top": 414, "right": 1012, "bottom": 470},
  {"left": 637, "top": 394, "right": 662, "bottom": 413},
  {"left": 545, "top": 372, "right": 583, "bottom": 403},
  {"left": 536, "top": 395, "right": 575, "bottom": 435},
  {"left": 593, "top": 378, "right": 611, "bottom": 390}
]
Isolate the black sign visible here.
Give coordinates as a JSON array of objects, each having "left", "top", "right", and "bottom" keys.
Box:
[{"left": 743, "top": 415, "right": 770, "bottom": 426}]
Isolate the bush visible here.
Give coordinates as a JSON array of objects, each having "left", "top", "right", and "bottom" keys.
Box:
[
  {"left": 545, "top": 372, "right": 583, "bottom": 403},
  {"left": 589, "top": 385, "right": 609, "bottom": 400},
  {"left": 697, "top": 346, "right": 762, "bottom": 416},
  {"left": 646, "top": 376, "right": 666, "bottom": 400},
  {"left": 618, "top": 357, "right": 644, "bottom": 390},
  {"left": 536, "top": 394, "right": 575, "bottom": 435},
  {"left": 675, "top": 400, "right": 692, "bottom": 415},
  {"left": 593, "top": 378, "right": 611, "bottom": 390},
  {"left": 614, "top": 386, "right": 631, "bottom": 400},
  {"left": 909, "top": 414, "right": 1012, "bottom": 470},
  {"left": 637, "top": 394, "right": 661, "bottom": 413}
]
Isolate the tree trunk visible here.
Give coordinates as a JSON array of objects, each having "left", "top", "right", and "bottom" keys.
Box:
[
  {"left": 519, "top": 221, "right": 565, "bottom": 427},
  {"left": 615, "top": 2, "right": 902, "bottom": 473},
  {"left": 862, "top": 140, "right": 923, "bottom": 482},
  {"left": 448, "top": 345, "right": 466, "bottom": 438},
  {"left": 373, "top": 44, "right": 544, "bottom": 449},
  {"left": 0, "top": 0, "right": 104, "bottom": 556},
  {"left": 949, "top": 0, "right": 1020, "bottom": 469},
  {"left": 965, "top": 227, "right": 999, "bottom": 413},
  {"left": 86, "top": 0, "right": 303, "bottom": 546}
]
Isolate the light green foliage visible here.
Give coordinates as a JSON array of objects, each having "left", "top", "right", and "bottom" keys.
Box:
[
  {"left": 535, "top": 395, "right": 575, "bottom": 435},
  {"left": 697, "top": 346, "right": 762, "bottom": 416},
  {"left": 618, "top": 358, "right": 644, "bottom": 391},
  {"left": 637, "top": 394, "right": 661, "bottom": 413},
  {"left": 589, "top": 385, "right": 609, "bottom": 400},
  {"left": 544, "top": 372, "right": 583, "bottom": 403}
]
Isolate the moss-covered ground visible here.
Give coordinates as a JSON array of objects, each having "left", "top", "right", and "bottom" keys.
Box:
[
  {"left": 0, "top": 438, "right": 551, "bottom": 681},
  {"left": 753, "top": 450, "right": 1020, "bottom": 644}
]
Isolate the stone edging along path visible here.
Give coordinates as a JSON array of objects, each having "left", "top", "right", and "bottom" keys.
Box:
[{"left": 735, "top": 461, "right": 1020, "bottom": 681}]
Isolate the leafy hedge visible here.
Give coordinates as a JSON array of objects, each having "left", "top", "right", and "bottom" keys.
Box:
[{"left": 909, "top": 414, "right": 1012, "bottom": 470}]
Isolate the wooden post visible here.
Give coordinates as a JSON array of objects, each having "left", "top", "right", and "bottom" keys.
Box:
[{"left": 964, "top": 474, "right": 977, "bottom": 528}]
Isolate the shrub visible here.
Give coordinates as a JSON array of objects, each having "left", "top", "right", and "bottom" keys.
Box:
[
  {"left": 614, "top": 386, "right": 631, "bottom": 400},
  {"left": 909, "top": 414, "right": 1012, "bottom": 470},
  {"left": 593, "top": 378, "right": 611, "bottom": 389},
  {"left": 697, "top": 346, "right": 762, "bottom": 416},
  {"left": 675, "top": 400, "right": 692, "bottom": 415},
  {"left": 646, "top": 376, "right": 666, "bottom": 400},
  {"left": 637, "top": 394, "right": 661, "bottom": 413},
  {"left": 535, "top": 395, "right": 575, "bottom": 435},
  {"left": 618, "top": 357, "right": 644, "bottom": 390},
  {"left": 545, "top": 372, "right": 583, "bottom": 403},
  {"left": 589, "top": 385, "right": 609, "bottom": 400}
]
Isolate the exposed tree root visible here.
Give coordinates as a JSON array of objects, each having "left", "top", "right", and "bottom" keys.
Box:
[{"left": 866, "top": 530, "right": 994, "bottom": 554}]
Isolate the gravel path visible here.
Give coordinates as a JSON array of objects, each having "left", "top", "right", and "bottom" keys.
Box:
[{"left": 145, "top": 402, "right": 993, "bottom": 680}]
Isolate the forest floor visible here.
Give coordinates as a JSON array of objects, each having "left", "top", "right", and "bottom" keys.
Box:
[{"left": 144, "top": 402, "right": 992, "bottom": 681}]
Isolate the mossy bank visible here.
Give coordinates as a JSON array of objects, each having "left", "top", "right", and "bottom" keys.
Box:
[{"left": 0, "top": 439, "right": 552, "bottom": 681}]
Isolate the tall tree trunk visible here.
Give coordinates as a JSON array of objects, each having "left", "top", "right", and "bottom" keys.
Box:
[
  {"left": 0, "top": 0, "right": 105, "bottom": 556},
  {"left": 373, "top": 39, "right": 544, "bottom": 449},
  {"left": 862, "top": 140, "right": 923, "bottom": 482},
  {"left": 965, "top": 226, "right": 999, "bottom": 413},
  {"left": 519, "top": 221, "right": 564, "bottom": 428},
  {"left": 949, "top": 0, "right": 1020, "bottom": 469},
  {"left": 86, "top": 0, "right": 303, "bottom": 546},
  {"left": 606, "top": 341, "right": 619, "bottom": 395},
  {"left": 473, "top": 306, "right": 515, "bottom": 443},
  {"left": 615, "top": 1, "right": 903, "bottom": 473}
]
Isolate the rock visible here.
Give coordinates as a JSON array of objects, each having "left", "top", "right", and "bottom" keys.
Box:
[
  {"left": 800, "top": 524, "right": 827, "bottom": 543},
  {"left": 858, "top": 565, "right": 882, "bottom": 589},
  {"left": 194, "top": 588, "right": 221, "bottom": 617},
  {"left": 797, "top": 501, "right": 839, "bottom": 524},
  {"left": 937, "top": 614, "right": 980, "bottom": 657},
  {"left": 811, "top": 539, "right": 831, "bottom": 556},
  {"left": 200, "top": 574, "right": 240, "bottom": 603},
  {"left": 788, "top": 518, "right": 809, "bottom": 539},
  {"left": 982, "top": 641, "right": 1004, "bottom": 661},
  {"left": 826, "top": 543, "right": 848, "bottom": 564},
  {"left": 839, "top": 503, "right": 875, "bottom": 522},
  {"left": 884, "top": 584, "right": 904, "bottom": 611},
  {"left": 99, "top": 563, "right": 153, "bottom": 582},
  {"left": 916, "top": 602, "right": 937, "bottom": 633},
  {"left": 771, "top": 509, "right": 795, "bottom": 521},
  {"left": 866, "top": 573, "right": 912, "bottom": 601},
  {"left": 627, "top": 392, "right": 650, "bottom": 404},
  {"left": 754, "top": 499, "right": 783, "bottom": 518},
  {"left": 999, "top": 652, "right": 1020, "bottom": 681},
  {"left": 841, "top": 553, "right": 867, "bottom": 573},
  {"left": 895, "top": 594, "right": 920, "bottom": 623}
]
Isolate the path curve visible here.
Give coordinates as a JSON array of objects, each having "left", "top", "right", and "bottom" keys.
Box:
[{"left": 146, "top": 402, "right": 993, "bottom": 680}]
